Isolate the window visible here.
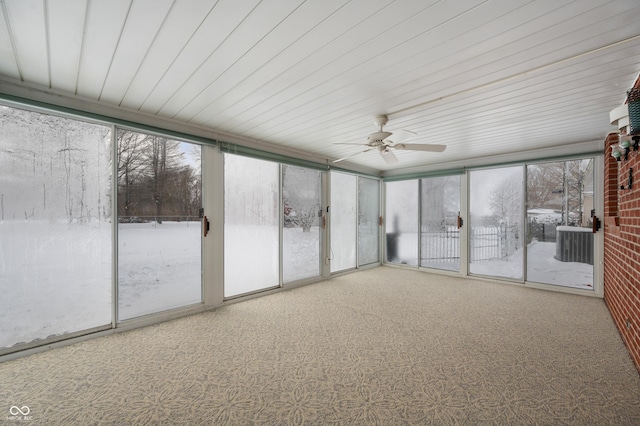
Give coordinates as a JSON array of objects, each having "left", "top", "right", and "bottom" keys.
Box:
[
  {"left": 0, "top": 105, "right": 112, "bottom": 349},
  {"left": 224, "top": 154, "right": 279, "bottom": 297},
  {"left": 117, "top": 130, "right": 203, "bottom": 320},
  {"left": 330, "top": 172, "right": 357, "bottom": 272},
  {"left": 282, "top": 165, "right": 321, "bottom": 283},
  {"left": 385, "top": 180, "right": 419, "bottom": 266},
  {"left": 358, "top": 176, "right": 380, "bottom": 266},
  {"left": 526, "top": 159, "right": 595, "bottom": 289},
  {"left": 420, "top": 175, "right": 461, "bottom": 272},
  {"left": 469, "top": 167, "right": 524, "bottom": 280}
]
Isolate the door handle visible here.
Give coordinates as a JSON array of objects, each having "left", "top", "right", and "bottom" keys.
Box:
[
  {"left": 590, "top": 209, "right": 601, "bottom": 233},
  {"left": 203, "top": 215, "right": 210, "bottom": 237}
]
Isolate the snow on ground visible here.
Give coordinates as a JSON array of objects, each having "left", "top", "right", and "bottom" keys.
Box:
[
  {"left": 1, "top": 222, "right": 592, "bottom": 349},
  {"left": 390, "top": 232, "right": 593, "bottom": 289},
  {"left": 526, "top": 240, "right": 593, "bottom": 289},
  {"left": 283, "top": 226, "right": 320, "bottom": 283},
  {"left": 118, "top": 221, "right": 202, "bottom": 320},
  {"left": 0, "top": 221, "right": 112, "bottom": 348},
  {"left": 469, "top": 240, "right": 593, "bottom": 289},
  {"left": 225, "top": 225, "right": 320, "bottom": 297},
  {"left": 224, "top": 224, "right": 279, "bottom": 297},
  {"left": 1, "top": 221, "right": 322, "bottom": 348}
]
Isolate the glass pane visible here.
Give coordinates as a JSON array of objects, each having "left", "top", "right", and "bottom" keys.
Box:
[
  {"left": 282, "top": 165, "right": 321, "bottom": 283},
  {"left": 330, "top": 172, "right": 357, "bottom": 272},
  {"left": 224, "top": 154, "right": 279, "bottom": 297},
  {"left": 420, "top": 175, "right": 461, "bottom": 271},
  {"left": 358, "top": 177, "right": 380, "bottom": 266},
  {"left": 117, "top": 130, "right": 202, "bottom": 320},
  {"left": 0, "top": 105, "right": 111, "bottom": 349},
  {"left": 526, "top": 160, "right": 594, "bottom": 289},
  {"left": 469, "top": 167, "right": 524, "bottom": 280},
  {"left": 385, "top": 180, "right": 418, "bottom": 266}
]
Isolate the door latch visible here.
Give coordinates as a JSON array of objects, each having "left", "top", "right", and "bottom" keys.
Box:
[
  {"left": 591, "top": 209, "right": 601, "bottom": 233},
  {"left": 203, "top": 215, "right": 210, "bottom": 237}
]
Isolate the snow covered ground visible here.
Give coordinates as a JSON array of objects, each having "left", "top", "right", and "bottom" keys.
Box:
[
  {"left": 224, "top": 224, "right": 279, "bottom": 297},
  {"left": 389, "top": 232, "right": 593, "bottom": 289},
  {"left": 0, "top": 221, "right": 112, "bottom": 348},
  {"left": 118, "top": 221, "right": 202, "bottom": 320},
  {"left": 283, "top": 226, "right": 320, "bottom": 283},
  {"left": 225, "top": 225, "right": 321, "bottom": 297},
  {"left": 525, "top": 239, "right": 593, "bottom": 289},
  {"left": 1, "top": 221, "right": 322, "bottom": 348},
  {"left": 1, "top": 222, "right": 592, "bottom": 350}
]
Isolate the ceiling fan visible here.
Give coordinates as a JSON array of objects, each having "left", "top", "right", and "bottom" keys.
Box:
[{"left": 333, "top": 115, "right": 446, "bottom": 164}]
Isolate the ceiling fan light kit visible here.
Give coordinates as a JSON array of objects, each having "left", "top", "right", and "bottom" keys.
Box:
[{"left": 334, "top": 114, "right": 446, "bottom": 165}]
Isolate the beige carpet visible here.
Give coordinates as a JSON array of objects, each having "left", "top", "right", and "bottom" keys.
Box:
[{"left": 1, "top": 266, "right": 640, "bottom": 425}]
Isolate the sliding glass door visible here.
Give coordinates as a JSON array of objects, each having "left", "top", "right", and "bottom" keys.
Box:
[
  {"left": 330, "top": 172, "right": 357, "bottom": 272},
  {"left": 117, "top": 130, "right": 203, "bottom": 320},
  {"left": 358, "top": 176, "right": 380, "bottom": 266},
  {"left": 469, "top": 166, "right": 524, "bottom": 280},
  {"left": 383, "top": 159, "right": 600, "bottom": 291},
  {"left": 1, "top": 105, "right": 112, "bottom": 350},
  {"left": 420, "top": 175, "right": 461, "bottom": 272},
  {"left": 282, "top": 165, "right": 321, "bottom": 283},
  {"left": 385, "top": 180, "right": 418, "bottom": 265},
  {"left": 330, "top": 172, "right": 381, "bottom": 272},
  {"left": 224, "top": 154, "right": 279, "bottom": 297},
  {"left": 526, "top": 159, "right": 595, "bottom": 289}
]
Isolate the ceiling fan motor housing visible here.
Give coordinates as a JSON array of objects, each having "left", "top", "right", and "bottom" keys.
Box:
[
  {"left": 368, "top": 131, "right": 392, "bottom": 144},
  {"left": 373, "top": 114, "right": 389, "bottom": 128}
]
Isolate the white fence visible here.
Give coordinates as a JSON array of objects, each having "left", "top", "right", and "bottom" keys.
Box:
[
  {"left": 388, "top": 225, "right": 521, "bottom": 264},
  {"left": 470, "top": 225, "right": 521, "bottom": 262}
]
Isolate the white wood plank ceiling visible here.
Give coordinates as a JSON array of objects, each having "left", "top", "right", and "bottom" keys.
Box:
[{"left": 1, "top": 0, "right": 639, "bottom": 173}]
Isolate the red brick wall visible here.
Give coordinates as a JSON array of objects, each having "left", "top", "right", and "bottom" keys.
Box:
[{"left": 604, "top": 130, "right": 640, "bottom": 373}]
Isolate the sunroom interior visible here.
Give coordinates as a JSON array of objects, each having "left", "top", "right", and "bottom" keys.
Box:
[{"left": 1, "top": 0, "right": 640, "bottom": 372}]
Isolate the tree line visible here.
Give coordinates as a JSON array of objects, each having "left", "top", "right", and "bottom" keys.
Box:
[{"left": 117, "top": 130, "right": 201, "bottom": 223}]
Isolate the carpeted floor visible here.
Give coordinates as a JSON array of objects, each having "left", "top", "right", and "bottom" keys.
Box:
[{"left": 1, "top": 266, "right": 640, "bottom": 425}]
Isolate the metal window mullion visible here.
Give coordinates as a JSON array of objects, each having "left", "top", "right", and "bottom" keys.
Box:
[
  {"left": 355, "top": 176, "right": 360, "bottom": 268},
  {"left": 111, "top": 125, "right": 118, "bottom": 328},
  {"left": 279, "top": 164, "right": 284, "bottom": 286},
  {"left": 378, "top": 179, "right": 382, "bottom": 265},
  {"left": 322, "top": 171, "right": 330, "bottom": 277},
  {"left": 594, "top": 156, "right": 604, "bottom": 297},
  {"left": 459, "top": 172, "right": 469, "bottom": 276},
  {"left": 464, "top": 172, "right": 471, "bottom": 276},
  {"left": 522, "top": 165, "right": 528, "bottom": 283}
]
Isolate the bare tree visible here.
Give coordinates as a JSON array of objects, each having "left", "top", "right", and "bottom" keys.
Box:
[
  {"left": 527, "top": 163, "right": 563, "bottom": 209},
  {"left": 143, "top": 136, "right": 185, "bottom": 223},
  {"left": 489, "top": 178, "right": 522, "bottom": 225},
  {"left": 527, "top": 161, "right": 585, "bottom": 225},
  {"left": 117, "top": 130, "right": 150, "bottom": 218}
]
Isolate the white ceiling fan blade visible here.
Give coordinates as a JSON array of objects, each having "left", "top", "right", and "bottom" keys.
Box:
[
  {"left": 394, "top": 143, "right": 446, "bottom": 152},
  {"left": 333, "top": 148, "right": 372, "bottom": 163},
  {"left": 387, "top": 129, "right": 417, "bottom": 143},
  {"left": 333, "top": 142, "right": 369, "bottom": 146},
  {"left": 379, "top": 148, "right": 398, "bottom": 164}
]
